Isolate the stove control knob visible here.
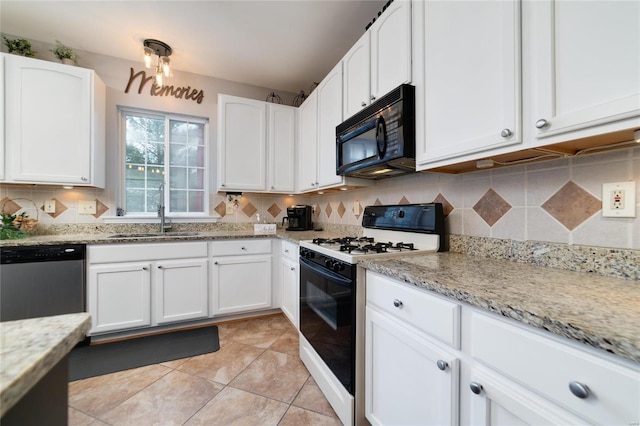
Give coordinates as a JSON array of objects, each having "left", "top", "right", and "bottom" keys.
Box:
[
  {"left": 333, "top": 262, "right": 345, "bottom": 272},
  {"left": 325, "top": 259, "right": 333, "bottom": 268}
]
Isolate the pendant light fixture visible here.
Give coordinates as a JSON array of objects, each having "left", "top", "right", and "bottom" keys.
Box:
[{"left": 143, "top": 39, "right": 172, "bottom": 86}]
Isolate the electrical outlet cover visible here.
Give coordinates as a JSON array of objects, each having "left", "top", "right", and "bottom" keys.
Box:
[
  {"left": 79, "top": 200, "right": 97, "bottom": 215},
  {"left": 602, "top": 181, "right": 636, "bottom": 218},
  {"left": 44, "top": 200, "right": 56, "bottom": 213}
]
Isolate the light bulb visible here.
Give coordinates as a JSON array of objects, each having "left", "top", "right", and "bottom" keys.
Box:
[
  {"left": 161, "top": 56, "right": 170, "bottom": 77},
  {"left": 155, "top": 69, "right": 163, "bottom": 86},
  {"left": 144, "top": 47, "right": 154, "bottom": 69}
]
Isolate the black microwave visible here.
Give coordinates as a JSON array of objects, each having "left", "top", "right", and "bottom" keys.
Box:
[{"left": 336, "top": 84, "right": 415, "bottom": 179}]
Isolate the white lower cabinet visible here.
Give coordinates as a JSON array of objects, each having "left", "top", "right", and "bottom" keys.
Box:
[
  {"left": 88, "top": 262, "right": 152, "bottom": 334},
  {"left": 154, "top": 259, "right": 208, "bottom": 324},
  {"left": 365, "top": 271, "right": 459, "bottom": 425},
  {"left": 87, "top": 242, "right": 208, "bottom": 335},
  {"left": 210, "top": 239, "right": 272, "bottom": 316},
  {"left": 280, "top": 240, "right": 299, "bottom": 328},
  {"left": 365, "top": 307, "right": 459, "bottom": 425},
  {"left": 365, "top": 271, "right": 640, "bottom": 426}
]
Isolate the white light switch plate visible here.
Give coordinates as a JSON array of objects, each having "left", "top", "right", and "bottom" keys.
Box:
[
  {"left": 602, "top": 181, "right": 636, "bottom": 217},
  {"left": 44, "top": 199, "right": 56, "bottom": 213}
]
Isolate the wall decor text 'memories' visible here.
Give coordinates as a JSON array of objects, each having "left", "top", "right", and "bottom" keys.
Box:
[{"left": 124, "top": 68, "right": 205, "bottom": 104}]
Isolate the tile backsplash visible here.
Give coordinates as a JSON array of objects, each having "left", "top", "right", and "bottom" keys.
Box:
[{"left": 2, "top": 145, "right": 639, "bottom": 250}]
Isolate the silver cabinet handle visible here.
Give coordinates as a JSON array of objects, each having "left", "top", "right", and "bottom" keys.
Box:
[
  {"left": 569, "top": 381, "right": 590, "bottom": 399},
  {"left": 220, "top": 183, "right": 225, "bottom": 187},
  {"left": 290, "top": 267, "right": 296, "bottom": 271},
  {"left": 142, "top": 267, "right": 148, "bottom": 270},
  {"left": 393, "top": 299, "right": 403, "bottom": 308},
  {"left": 214, "top": 261, "right": 219, "bottom": 265},
  {"left": 81, "top": 176, "right": 88, "bottom": 181},
  {"left": 271, "top": 186, "right": 275, "bottom": 189},
  {"left": 370, "top": 95, "right": 376, "bottom": 101},
  {"left": 470, "top": 382, "right": 483, "bottom": 395},
  {"left": 157, "top": 265, "right": 162, "bottom": 269},
  {"left": 241, "top": 246, "right": 247, "bottom": 251},
  {"left": 284, "top": 249, "right": 289, "bottom": 253},
  {"left": 436, "top": 360, "right": 448, "bottom": 371},
  {"left": 361, "top": 101, "right": 367, "bottom": 107},
  {"left": 535, "top": 119, "right": 549, "bottom": 129},
  {"left": 500, "top": 128, "right": 512, "bottom": 138}
]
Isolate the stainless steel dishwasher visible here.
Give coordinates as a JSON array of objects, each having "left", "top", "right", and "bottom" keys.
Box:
[{"left": 0, "top": 244, "right": 86, "bottom": 322}]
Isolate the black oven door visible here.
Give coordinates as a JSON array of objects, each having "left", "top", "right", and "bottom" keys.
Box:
[{"left": 299, "top": 256, "right": 355, "bottom": 395}]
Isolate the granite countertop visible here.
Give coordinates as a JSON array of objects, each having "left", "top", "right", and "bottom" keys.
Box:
[
  {"left": 0, "top": 313, "right": 91, "bottom": 416},
  {"left": 359, "top": 252, "right": 640, "bottom": 363},
  {"left": 0, "top": 229, "right": 336, "bottom": 247}
]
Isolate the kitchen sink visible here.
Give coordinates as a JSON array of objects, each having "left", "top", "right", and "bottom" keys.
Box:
[{"left": 108, "top": 232, "right": 200, "bottom": 238}]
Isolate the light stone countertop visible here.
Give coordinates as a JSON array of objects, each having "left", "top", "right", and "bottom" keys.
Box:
[
  {"left": 0, "top": 313, "right": 91, "bottom": 416},
  {"left": 359, "top": 252, "right": 640, "bottom": 363}
]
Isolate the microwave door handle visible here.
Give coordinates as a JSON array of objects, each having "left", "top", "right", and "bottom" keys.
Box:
[{"left": 376, "top": 116, "right": 388, "bottom": 158}]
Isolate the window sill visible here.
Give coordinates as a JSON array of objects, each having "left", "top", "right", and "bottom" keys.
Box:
[{"left": 102, "top": 215, "right": 220, "bottom": 224}]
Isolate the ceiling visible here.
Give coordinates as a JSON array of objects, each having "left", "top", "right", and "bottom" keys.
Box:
[{"left": 0, "top": 0, "right": 387, "bottom": 94}]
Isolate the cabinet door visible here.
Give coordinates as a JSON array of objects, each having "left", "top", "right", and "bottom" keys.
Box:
[
  {"left": 280, "top": 256, "right": 299, "bottom": 328},
  {"left": 5, "top": 55, "right": 92, "bottom": 185},
  {"left": 416, "top": 0, "right": 522, "bottom": 166},
  {"left": 217, "top": 94, "right": 266, "bottom": 191},
  {"left": 370, "top": 0, "right": 412, "bottom": 100},
  {"left": 343, "top": 32, "right": 371, "bottom": 119},
  {"left": 530, "top": 0, "right": 640, "bottom": 143},
  {"left": 316, "top": 62, "right": 344, "bottom": 188},
  {"left": 211, "top": 254, "right": 272, "bottom": 315},
  {"left": 267, "top": 104, "right": 296, "bottom": 193},
  {"left": 154, "top": 258, "right": 208, "bottom": 324},
  {"left": 297, "top": 91, "right": 318, "bottom": 192},
  {"left": 365, "top": 307, "right": 459, "bottom": 426},
  {"left": 468, "top": 367, "right": 587, "bottom": 426},
  {"left": 88, "top": 262, "right": 152, "bottom": 334}
]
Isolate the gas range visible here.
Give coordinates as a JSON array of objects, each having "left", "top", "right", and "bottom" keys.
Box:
[{"left": 299, "top": 203, "right": 445, "bottom": 264}]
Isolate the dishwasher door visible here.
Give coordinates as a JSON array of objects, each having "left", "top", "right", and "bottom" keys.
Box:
[{"left": 0, "top": 244, "right": 86, "bottom": 322}]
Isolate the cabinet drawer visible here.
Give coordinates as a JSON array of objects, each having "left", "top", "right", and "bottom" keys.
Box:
[
  {"left": 366, "top": 271, "right": 460, "bottom": 348},
  {"left": 281, "top": 240, "right": 298, "bottom": 261},
  {"left": 470, "top": 311, "right": 640, "bottom": 425},
  {"left": 209, "top": 239, "right": 271, "bottom": 256},
  {"left": 88, "top": 242, "right": 208, "bottom": 264}
]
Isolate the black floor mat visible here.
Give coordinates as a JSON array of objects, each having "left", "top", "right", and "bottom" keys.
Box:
[{"left": 68, "top": 325, "right": 219, "bottom": 381}]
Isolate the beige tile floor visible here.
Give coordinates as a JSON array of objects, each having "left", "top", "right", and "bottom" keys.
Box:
[{"left": 68, "top": 314, "right": 342, "bottom": 426}]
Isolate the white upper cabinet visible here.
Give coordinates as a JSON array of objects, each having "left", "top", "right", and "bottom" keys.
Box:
[
  {"left": 343, "top": 33, "right": 371, "bottom": 119},
  {"left": 528, "top": 0, "right": 640, "bottom": 144},
  {"left": 343, "top": 0, "right": 411, "bottom": 119},
  {"left": 267, "top": 103, "right": 296, "bottom": 193},
  {"left": 3, "top": 54, "right": 105, "bottom": 187},
  {"left": 415, "top": 0, "right": 522, "bottom": 168},
  {"left": 217, "top": 94, "right": 296, "bottom": 193},
  {"left": 297, "top": 90, "right": 318, "bottom": 192},
  {"left": 316, "top": 62, "right": 344, "bottom": 189},
  {"left": 217, "top": 94, "right": 267, "bottom": 191},
  {"left": 369, "top": 0, "right": 412, "bottom": 102}
]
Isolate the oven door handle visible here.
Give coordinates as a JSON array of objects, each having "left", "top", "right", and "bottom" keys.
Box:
[{"left": 299, "top": 257, "right": 353, "bottom": 286}]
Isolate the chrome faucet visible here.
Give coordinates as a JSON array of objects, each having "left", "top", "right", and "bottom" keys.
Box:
[{"left": 158, "top": 182, "right": 172, "bottom": 233}]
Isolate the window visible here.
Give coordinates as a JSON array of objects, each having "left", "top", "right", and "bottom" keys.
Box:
[{"left": 122, "top": 109, "right": 208, "bottom": 216}]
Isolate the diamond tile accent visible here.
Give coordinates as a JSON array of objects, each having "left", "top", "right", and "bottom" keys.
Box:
[
  {"left": 1, "top": 197, "right": 22, "bottom": 215},
  {"left": 214, "top": 201, "right": 227, "bottom": 217},
  {"left": 267, "top": 203, "right": 282, "bottom": 218},
  {"left": 241, "top": 202, "right": 258, "bottom": 218},
  {"left": 93, "top": 199, "right": 109, "bottom": 218},
  {"left": 313, "top": 204, "right": 321, "bottom": 219},
  {"left": 337, "top": 202, "right": 346, "bottom": 218},
  {"left": 399, "top": 196, "right": 410, "bottom": 205},
  {"left": 542, "top": 181, "right": 601, "bottom": 231},
  {"left": 41, "top": 197, "right": 67, "bottom": 219},
  {"left": 374, "top": 199, "right": 382, "bottom": 205},
  {"left": 325, "top": 203, "right": 333, "bottom": 218},
  {"left": 353, "top": 201, "right": 363, "bottom": 219},
  {"left": 473, "top": 189, "right": 511, "bottom": 227},
  {"left": 433, "top": 193, "right": 454, "bottom": 217}
]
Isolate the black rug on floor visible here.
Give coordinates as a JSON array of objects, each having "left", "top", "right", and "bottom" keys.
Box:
[{"left": 68, "top": 325, "right": 219, "bottom": 381}]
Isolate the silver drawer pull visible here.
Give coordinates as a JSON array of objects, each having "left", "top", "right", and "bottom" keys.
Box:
[
  {"left": 436, "top": 360, "right": 448, "bottom": 371},
  {"left": 142, "top": 267, "right": 148, "bottom": 271},
  {"left": 393, "top": 299, "right": 403, "bottom": 308},
  {"left": 535, "top": 118, "right": 549, "bottom": 129},
  {"left": 241, "top": 246, "right": 247, "bottom": 250},
  {"left": 470, "top": 382, "right": 483, "bottom": 395},
  {"left": 290, "top": 267, "right": 296, "bottom": 271},
  {"left": 500, "top": 128, "right": 512, "bottom": 138},
  {"left": 569, "top": 381, "right": 590, "bottom": 399}
]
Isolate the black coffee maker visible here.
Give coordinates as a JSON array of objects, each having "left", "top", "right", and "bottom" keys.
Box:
[{"left": 282, "top": 205, "right": 313, "bottom": 231}]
